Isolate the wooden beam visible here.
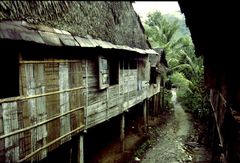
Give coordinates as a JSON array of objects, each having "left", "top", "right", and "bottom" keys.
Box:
[
  {"left": 78, "top": 134, "right": 84, "bottom": 163},
  {"left": 158, "top": 92, "right": 161, "bottom": 113},
  {"left": 143, "top": 100, "right": 147, "bottom": 132},
  {"left": 127, "top": 61, "right": 130, "bottom": 108},
  {"left": 162, "top": 83, "right": 165, "bottom": 109},
  {"left": 157, "top": 92, "right": 160, "bottom": 115},
  {"left": 154, "top": 94, "right": 157, "bottom": 115},
  {"left": 84, "top": 59, "right": 88, "bottom": 131},
  {"left": 120, "top": 113, "right": 125, "bottom": 152},
  {"left": 106, "top": 87, "right": 109, "bottom": 120}
]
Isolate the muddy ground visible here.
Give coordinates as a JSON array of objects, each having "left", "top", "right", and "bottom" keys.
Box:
[
  {"left": 135, "top": 90, "right": 212, "bottom": 163},
  {"left": 85, "top": 90, "right": 212, "bottom": 163}
]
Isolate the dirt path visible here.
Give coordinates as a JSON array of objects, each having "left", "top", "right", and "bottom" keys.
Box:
[{"left": 139, "top": 89, "right": 212, "bottom": 163}]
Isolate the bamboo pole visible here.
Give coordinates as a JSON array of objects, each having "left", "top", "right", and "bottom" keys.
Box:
[
  {"left": 210, "top": 92, "right": 224, "bottom": 149},
  {"left": 20, "top": 60, "right": 81, "bottom": 64},
  {"left": 0, "top": 106, "right": 84, "bottom": 139},
  {"left": 0, "top": 86, "right": 84, "bottom": 103},
  {"left": 18, "top": 125, "right": 85, "bottom": 162},
  {"left": 219, "top": 93, "right": 227, "bottom": 106}
]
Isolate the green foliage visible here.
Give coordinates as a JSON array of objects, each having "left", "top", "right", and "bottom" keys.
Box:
[
  {"left": 144, "top": 12, "right": 180, "bottom": 49},
  {"left": 144, "top": 11, "right": 210, "bottom": 119},
  {"left": 170, "top": 72, "right": 193, "bottom": 93}
]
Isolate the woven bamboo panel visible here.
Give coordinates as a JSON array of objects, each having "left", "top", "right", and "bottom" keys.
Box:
[{"left": 0, "top": 59, "right": 84, "bottom": 162}]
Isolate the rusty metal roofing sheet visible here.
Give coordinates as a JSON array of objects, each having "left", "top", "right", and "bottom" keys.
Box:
[
  {"left": 0, "top": 21, "right": 157, "bottom": 55},
  {"left": 0, "top": 22, "right": 32, "bottom": 43},
  {"left": 133, "top": 47, "right": 146, "bottom": 54},
  {"left": 21, "top": 21, "right": 38, "bottom": 30},
  {"left": 0, "top": 29, "right": 22, "bottom": 40},
  {"left": 94, "top": 39, "right": 111, "bottom": 49},
  {"left": 0, "top": 21, "right": 29, "bottom": 33},
  {"left": 53, "top": 28, "right": 63, "bottom": 34},
  {"left": 53, "top": 28, "right": 71, "bottom": 35},
  {"left": 61, "top": 30, "right": 71, "bottom": 35},
  {"left": 105, "top": 41, "right": 117, "bottom": 49},
  {"left": 115, "top": 45, "right": 124, "bottom": 50},
  {"left": 58, "top": 34, "right": 79, "bottom": 46},
  {"left": 20, "top": 31, "right": 45, "bottom": 44},
  {"left": 35, "top": 24, "right": 55, "bottom": 33},
  {"left": 38, "top": 31, "right": 62, "bottom": 46},
  {"left": 74, "top": 36, "right": 96, "bottom": 47},
  {"left": 121, "top": 45, "right": 133, "bottom": 52},
  {"left": 87, "top": 38, "right": 101, "bottom": 47},
  {"left": 145, "top": 49, "right": 159, "bottom": 55}
]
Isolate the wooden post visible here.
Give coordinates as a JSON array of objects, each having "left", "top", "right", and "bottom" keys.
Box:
[
  {"left": 84, "top": 59, "right": 88, "bottom": 131},
  {"left": 152, "top": 95, "right": 156, "bottom": 117},
  {"left": 157, "top": 92, "right": 160, "bottom": 115},
  {"left": 147, "top": 99, "right": 149, "bottom": 126},
  {"left": 79, "top": 134, "right": 84, "bottom": 163},
  {"left": 211, "top": 116, "right": 217, "bottom": 161},
  {"left": 74, "top": 134, "right": 84, "bottom": 163},
  {"left": 162, "top": 82, "right": 165, "bottom": 109},
  {"left": 71, "top": 133, "right": 84, "bottom": 163},
  {"left": 155, "top": 94, "right": 158, "bottom": 115},
  {"left": 143, "top": 100, "right": 147, "bottom": 132},
  {"left": 106, "top": 88, "right": 109, "bottom": 120},
  {"left": 157, "top": 94, "right": 159, "bottom": 115},
  {"left": 159, "top": 88, "right": 162, "bottom": 110},
  {"left": 120, "top": 113, "right": 125, "bottom": 152}
]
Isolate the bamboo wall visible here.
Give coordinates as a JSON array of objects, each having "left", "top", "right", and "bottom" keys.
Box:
[{"left": 0, "top": 59, "right": 85, "bottom": 162}]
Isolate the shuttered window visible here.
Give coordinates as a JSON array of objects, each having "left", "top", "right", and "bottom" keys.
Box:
[
  {"left": 98, "top": 56, "right": 119, "bottom": 89},
  {"left": 99, "top": 56, "right": 110, "bottom": 89}
]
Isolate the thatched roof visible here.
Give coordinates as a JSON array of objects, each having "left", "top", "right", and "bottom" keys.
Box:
[{"left": 0, "top": 1, "right": 150, "bottom": 49}]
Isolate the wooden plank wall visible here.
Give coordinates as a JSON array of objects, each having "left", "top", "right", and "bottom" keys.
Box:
[
  {"left": 148, "top": 75, "right": 161, "bottom": 98},
  {"left": 0, "top": 59, "right": 85, "bottom": 162},
  {"left": 84, "top": 58, "right": 107, "bottom": 128},
  {"left": 85, "top": 57, "right": 159, "bottom": 129}
]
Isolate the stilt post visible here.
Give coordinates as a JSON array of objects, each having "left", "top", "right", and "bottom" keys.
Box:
[{"left": 120, "top": 113, "right": 125, "bottom": 152}]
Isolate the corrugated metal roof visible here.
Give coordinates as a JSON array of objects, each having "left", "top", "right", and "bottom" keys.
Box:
[
  {"left": 0, "top": 20, "right": 159, "bottom": 55},
  {"left": 20, "top": 30, "right": 45, "bottom": 44},
  {"left": 58, "top": 34, "right": 79, "bottom": 46},
  {"left": 145, "top": 49, "right": 159, "bottom": 55},
  {"left": 74, "top": 36, "right": 97, "bottom": 48},
  {"left": 0, "top": 29, "right": 22, "bottom": 40},
  {"left": 38, "top": 31, "right": 62, "bottom": 46}
]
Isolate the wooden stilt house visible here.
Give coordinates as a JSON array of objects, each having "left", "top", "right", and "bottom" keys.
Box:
[{"left": 0, "top": 2, "right": 162, "bottom": 162}]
